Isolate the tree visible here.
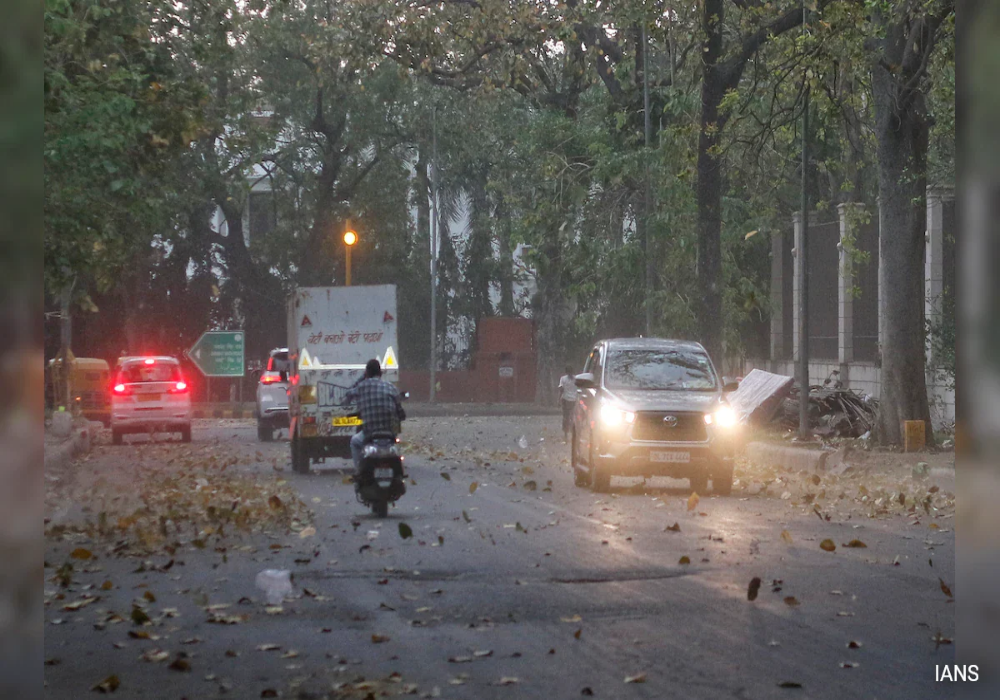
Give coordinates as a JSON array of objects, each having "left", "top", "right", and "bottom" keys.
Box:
[{"left": 868, "top": 0, "right": 954, "bottom": 444}]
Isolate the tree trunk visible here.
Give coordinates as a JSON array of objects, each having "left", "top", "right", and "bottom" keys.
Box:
[
  {"left": 872, "top": 58, "right": 933, "bottom": 445},
  {"left": 495, "top": 194, "right": 515, "bottom": 316},
  {"left": 696, "top": 0, "right": 725, "bottom": 361},
  {"left": 533, "top": 223, "right": 567, "bottom": 405}
]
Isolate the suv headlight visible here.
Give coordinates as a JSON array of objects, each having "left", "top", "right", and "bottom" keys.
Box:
[
  {"left": 600, "top": 404, "right": 635, "bottom": 426},
  {"left": 704, "top": 405, "right": 738, "bottom": 428}
]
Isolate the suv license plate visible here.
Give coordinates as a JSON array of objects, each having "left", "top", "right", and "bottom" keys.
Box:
[
  {"left": 650, "top": 451, "right": 690, "bottom": 464},
  {"left": 374, "top": 467, "right": 394, "bottom": 479},
  {"left": 138, "top": 394, "right": 160, "bottom": 402}
]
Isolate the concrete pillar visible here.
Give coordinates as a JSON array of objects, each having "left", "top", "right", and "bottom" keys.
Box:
[
  {"left": 925, "top": 186, "right": 953, "bottom": 364},
  {"left": 791, "top": 212, "right": 802, "bottom": 362},
  {"left": 770, "top": 228, "right": 784, "bottom": 362},
  {"left": 837, "top": 203, "right": 863, "bottom": 365}
]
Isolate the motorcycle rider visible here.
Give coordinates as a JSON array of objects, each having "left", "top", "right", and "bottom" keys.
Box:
[{"left": 345, "top": 359, "right": 406, "bottom": 473}]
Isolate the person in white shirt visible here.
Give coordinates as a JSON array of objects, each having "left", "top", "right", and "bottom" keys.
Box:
[{"left": 558, "top": 366, "right": 577, "bottom": 443}]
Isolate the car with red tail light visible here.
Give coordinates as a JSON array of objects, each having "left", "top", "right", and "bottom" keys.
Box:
[{"left": 110, "top": 356, "right": 192, "bottom": 444}]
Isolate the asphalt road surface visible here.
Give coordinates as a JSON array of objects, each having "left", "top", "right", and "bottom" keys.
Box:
[{"left": 44, "top": 418, "right": 957, "bottom": 699}]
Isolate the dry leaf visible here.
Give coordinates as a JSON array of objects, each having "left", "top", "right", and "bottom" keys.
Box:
[
  {"left": 143, "top": 590, "right": 156, "bottom": 603},
  {"left": 473, "top": 650, "right": 493, "bottom": 658},
  {"left": 687, "top": 492, "right": 700, "bottom": 511},
  {"left": 624, "top": 673, "right": 647, "bottom": 684},
  {"left": 497, "top": 677, "right": 520, "bottom": 686},
  {"left": 256, "top": 644, "right": 281, "bottom": 652},
  {"left": 678, "top": 556, "right": 691, "bottom": 565},
  {"left": 299, "top": 526, "right": 317, "bottom": 539},
  {"left": 748, "top": 577, "right": 762, "bottom": 601},
  {"left": 780, "top": 530, "right": 793, "bottom": 545},
  {"left": 783, "top": 596, "right": 801, "bottom": 607},
  {"left": 268, "top": 495, "right": 283, "bottom": 510},
  {"left": 142, "top": 649, "right": 170, "bottom": 663},
  {"left": 843, "top": 540, "right": 867, "bottom": 548},
  {"left": 847, "top": 641, "right": 862, "bottom": 649},
  {"left": 168, "top": 657, "right": 191, "bottom": 672},
  {"left": 664, "top": 522, "right": 681, "bottom": 533},
  {"left": 820, "top": 539, "right": 837, "bottom": 552},
  {"left": 745, "top": 230, "right": 758, "bottom": 240},
  {"left": 371, "top": 634, "right": 390, "bottom": 644},
  {"left": 523, "top": 480, "right": 537, "bottom": 491},
  {"left": 101, "top": 580, "right": 114, "bottom": 591},
  {"left": 440, "top": 472, "right": 451, "bottom": 481},
  {"left": 939, "top": 578, "right": 954, "bottom": 599},
  {"left": 469, "top": 482, "right": 478, "bottom": 495},
  {"left": 398, "top": 523, "right": 413, "bottom": 539},
  {"left": 70, "top": 548, "right": 93, "bottom": 560},
  {"left": 561, "top": 615, "right": 582, "bottom": 623},
  {"left": 91, "top": 674, "right": 120, "bottom": 693},
  {"left": 261, "top": 690, "right": 278, "bottom": 698},
  {"left": 777, "top": 681, "right": 802, "bottom": 688},
  {"left": 574, "top": 629, "right": 582, "bottom": 639}
]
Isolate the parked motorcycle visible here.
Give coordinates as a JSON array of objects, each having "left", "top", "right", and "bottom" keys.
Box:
[{"left": 352, "top": 391, "right": 409, "bottom": 518}]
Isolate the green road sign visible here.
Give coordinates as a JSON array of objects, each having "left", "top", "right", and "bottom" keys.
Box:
[{"left": 188, "top": 331, "right": 245, "bottom": 377}]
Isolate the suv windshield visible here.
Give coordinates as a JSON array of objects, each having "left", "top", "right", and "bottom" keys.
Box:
[
  {"left": 604, "top": 348, "right": 718, "bottom": 391},
  {"left": 118, "top": 363, "right": 181, "bottom": 384}
]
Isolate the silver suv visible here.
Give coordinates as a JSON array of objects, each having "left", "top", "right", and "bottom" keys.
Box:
[
  {"left": 570, "top": 338, "right": 741, "bottom": 494},
  {"left": 255, "top": 348, "right": 291, "bottom": 441}
]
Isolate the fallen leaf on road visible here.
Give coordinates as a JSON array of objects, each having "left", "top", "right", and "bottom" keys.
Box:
[
  {"left": 581, "top": 688, "right": 594, "bottom": 696},
  {"left": 281, "top": 650, "right": 299, "bottom": 659},
  {"left": 748, "top": 577, "right": 762, "bottom": 601},
  {"left": 777, "top": 681, "right": 802, "bottom": 688},
  {"left": 624, "top": 673, "right": 647, "bottom": 684},
  {"left": 574, "top": 629, "right": 582, "bottom": 639},
  {"left": 462, "top": 510, "right": 471, "bottom": 523},
  {"left": 130, "top": 606, "right": 150, "bottom": 626},
  {"left": 371, "top": 634, "right": 390, "bottom": 644},
  {"left": 299, "top": 526, "right": 316, "bottom": 538},
  {"left": 256, "top": 644, "right": 281, "bottom": 652},
  {"left": 473, "top": 650, "right": 493, "bottom": 658},
  {"left": 678, "top": 556, "right": 691, "bottom": 565},
  {"left": 141, "top": 649, "right": 170, "bottom": 663},
  {"left": 820, "top": 539, "right": 837, "bottom": 552},
  {"left": 847, "top": 641, "right": 862, "bottom": 649},
  {"left": 515, "top": 522, "right": 526, "bottom": 533},
  {"left": 783, "top": 596, "right": 801, "bottom": 607},
  {"left": 440, "top": 472, "right": 451, "bottom": 481},
  {"left": 843, "top": 540, "right": 867, "bottom": 548},
  {"left": 781, "top": 530, "right": 793, "bottom": 545},
  {"left": 268, "top": 495, "right": 283, "bottom": 510},
  {"left": 664, "top": 523, "right": 681, "bottom": 532},
  {"left": 496, "top": 677, "right": 520, "bottom": 686},
  {"left": 836, "top": 611, "right": 855, "bottom": 617},
  {"left": 523, "top": 480, "right": 537, "bottom": 491},
  {"left": 448, "top": 656, "right": 473, "bottom": 663},
  {"left": 841, "top": 662, "right": 859, "bottom": 669},
  {"left": 70, "top": 548, "right": 93, "bottom": 560},
  {"left": 142, "top": 590, "right": 156, "bottom": 603},
  {"left": 561, "top": 615, "right": 582, "bottom": 623},
  {"left": 399, "top": 523, "right": 413, "bottom": 539},
  {"left": 168, "top": 657, "right": 190, "bottom": 672},
  {"left": 939, "top": 578, "right": 954, "bottom": 599},
  {"left": 101, "top": 580, "right": 114, "bottom": 591},
  {"left": 63, "top": 596, "right": 98, "bottom": 611},
  {"left": 469, "top": 482, "right": 478, "bottom": 495},
  {"left": 261, "top": 690, "right": 278, "bottom": 698},
  {"left": 91, "top": 674, "right": 120, "bottom": 693},
  {"left": 687, "top": 492, "right": 700, "bottom": 511}
]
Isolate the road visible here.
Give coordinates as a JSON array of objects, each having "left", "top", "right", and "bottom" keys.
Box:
[{"left": 44, "top": 418, "right": 956, "bottom": 699}]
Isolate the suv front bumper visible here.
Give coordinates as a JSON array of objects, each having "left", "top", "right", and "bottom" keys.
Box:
[{"left": 595, "top": 437, "right": 736, "bottom": 479}]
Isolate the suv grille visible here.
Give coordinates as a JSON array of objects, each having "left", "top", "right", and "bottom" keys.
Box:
[{"left": 632, "top": 412, "right": 707, "bottom": 442}]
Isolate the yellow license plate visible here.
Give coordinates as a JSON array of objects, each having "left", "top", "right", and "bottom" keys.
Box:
[
  {"left": 138, "top": 393, "right": 160, "bottom": 402},
  {"left": 332, "top": 416, "right": 362, "bottom": 426}
]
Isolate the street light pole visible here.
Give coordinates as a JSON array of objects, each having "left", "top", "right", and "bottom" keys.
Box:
[
  {"left": 429, "top": 107, "right": 439, "bottom": 403},
  {"left": 343, "top": 221, "right": 357, "bottom": 286},
  {"left": 798, "top": 0, "right": 811, "bottom": 440}
]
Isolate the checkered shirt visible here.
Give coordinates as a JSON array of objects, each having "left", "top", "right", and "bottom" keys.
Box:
[{"left": 345, "top": 377, "right": 405, "bottom": 435}]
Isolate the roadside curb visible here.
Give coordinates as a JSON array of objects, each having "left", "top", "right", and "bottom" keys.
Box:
[
  {"left": 745, "top": 441, "right": 834, "bottom": 473},
  {"left": 44, "top": 420, "right": 98, "bottom": 472}
]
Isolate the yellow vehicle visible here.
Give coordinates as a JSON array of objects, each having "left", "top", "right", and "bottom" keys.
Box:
[{"left": 48, "top": 354, "right": 112, "bottom": 426}]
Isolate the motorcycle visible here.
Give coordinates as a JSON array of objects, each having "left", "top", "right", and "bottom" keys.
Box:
[{"left": 352, "top": 392, "right": 409, "bottom": 518}]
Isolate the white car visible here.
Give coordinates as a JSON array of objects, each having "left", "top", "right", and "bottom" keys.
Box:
[
  {"left": 255, "top": 348, "right": 291, "bottom": 442},
  {"left": 111, "top": 356, "right": 192, "bottom": 445}
]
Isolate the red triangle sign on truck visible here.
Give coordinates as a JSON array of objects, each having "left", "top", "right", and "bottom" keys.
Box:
[
  {"left": 383, "top": 311, "right": 394, "bottom": 323},
  {"left": 301, "top": 315, "right": 312, "bottom": 327}
]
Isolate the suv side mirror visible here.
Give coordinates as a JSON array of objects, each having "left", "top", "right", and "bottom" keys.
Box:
[
  {"left": 574, "top": 372, "right": 596, "bottom": 389},
  {"left": 722, "top": 380, "right": 739, "bottom": 393}
]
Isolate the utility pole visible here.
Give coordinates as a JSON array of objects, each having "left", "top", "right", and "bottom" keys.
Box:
[
  {"left": 429, "top": 106, "right": 439, "bottom": 403},
  {"left": 59, "top": 286, "right": 72, "bottom": 410},
  {"left": 642, "top": 22, "right": 654, "bottom": 336},
  {"left": 798, "top": 0, "right": 811, "bottom": 440}
]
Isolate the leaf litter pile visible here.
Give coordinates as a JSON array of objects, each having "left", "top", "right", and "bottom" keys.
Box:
[{"left": 45, "top": 440, "right": 312, "bottom": 555}]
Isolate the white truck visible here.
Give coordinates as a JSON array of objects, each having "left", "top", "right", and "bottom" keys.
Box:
[{"left": 286, "top": 285, "right": 399, "bottom": 474}]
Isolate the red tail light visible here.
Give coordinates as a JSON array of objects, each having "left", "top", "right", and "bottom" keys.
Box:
[
  {"left": 169, "top": 380, "right": 189, "bottom": 394},
  {"left": 144, "top": 358, "right": 155, "bottom": 365},
  {"left": 260, "top": 374, "right": 280, "bottom": 384},
  {"left": 113, "top": 383, "right": 127, "bottom": 394}
]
